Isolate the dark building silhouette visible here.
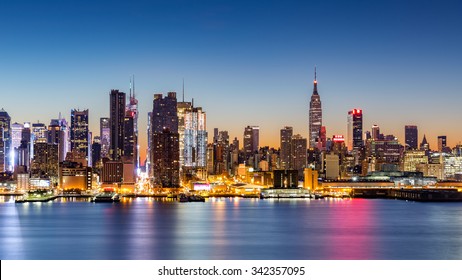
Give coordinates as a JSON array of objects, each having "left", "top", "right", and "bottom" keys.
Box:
[
  {"left": 273, "top": 169, "right": 298, "bottom": 188},
  {"left": 405, "top": 125, "right": 418, "bottom": 150},
  {"left": 123, "top": 111, "right": 135, "bottom": 160},
  {"left": 347, "top": 109, "right": 363, "bottom": 151},
  {"left": 109, "top": 90, "right": 126, "bottom": 161},
  {"left": 150, "top": 92, "right": 180, "bottom": 187}
]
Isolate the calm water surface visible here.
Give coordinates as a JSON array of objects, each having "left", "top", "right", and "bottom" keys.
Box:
[{"left": 1, "top": 197, "right": 461, "bottom": 260}]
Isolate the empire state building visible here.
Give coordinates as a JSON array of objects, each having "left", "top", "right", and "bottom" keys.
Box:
[{"left": 309, "top": 68, "right": 322, "bottom": 149}]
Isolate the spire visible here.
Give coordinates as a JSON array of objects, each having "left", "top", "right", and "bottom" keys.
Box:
[
  {"left": 421, "top": 134, "right": 428, "bottom": 145},
  {"left": 129, "top": 76, "right": 132, "bottom": 98},
  {"left": 182, "top": 78, "right": 185, "bottom": 102},
  {"left": 132, "top": 75, "right": 135, "bottom": 99},
  {"left": 312, "top": 66, "right": 318, "bottom": 95}
]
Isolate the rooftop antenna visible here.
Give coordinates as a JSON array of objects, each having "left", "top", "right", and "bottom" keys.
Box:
[{"left": 182, "top": 78, "right": 185, "bottom": 102}]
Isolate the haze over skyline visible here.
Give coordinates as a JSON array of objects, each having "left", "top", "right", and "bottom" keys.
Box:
[{"left": 1, "top": 0, "right": 462, "bottom": 162}]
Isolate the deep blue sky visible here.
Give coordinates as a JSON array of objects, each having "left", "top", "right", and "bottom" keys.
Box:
[{"left": 1, "top": 0, "right": 461, "bottom": 159}]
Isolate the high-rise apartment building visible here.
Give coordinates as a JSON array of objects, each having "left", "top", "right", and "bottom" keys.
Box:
[
  {"left": 309, "top": 68, "right": 322, "bottom": 148},
  {"left": 280, "top": 126, "right": 293, "bottom": 169},
  {"left": 0, "top": 108, "right": 11, "bottom": 171},
  {"left": 405, "top": 125, "right": 418, "bottom": 150},
  {"left": 70, "top": 109, "right": 90, "bottom": 163},
  {"left": 347, "top": 109, "right": 363, "bottom": 151},
  {"left": 109, "top": 89, "right": 126, "bottom": 161},
  {"left": 150, "top": 92, "right": 180, "bottom": 187}
]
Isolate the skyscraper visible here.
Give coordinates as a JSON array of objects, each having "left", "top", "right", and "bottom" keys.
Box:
[
  {"left": 123, "top": 110, "right": 134, "bottom": 159},
  {"left": 243, "top": 125, "right": 259, "bottom": 164},
  {"left": 183, "top": 106, "right": 207, "bottom": 170},
  {"left": 347, "top": 109, "right": 363, "bottom": 151},
  {"left": 405, "top": 125, "right": 418, "bottom": 150},
  {"left": 100, "top": 117, "right": 110, "bottom": 159},
  {"left": 177, "top": 98, "right": 192, "bottom": 169},
  {"left": 49, "top": 116, "right": 69, "bottom": 162},
  {"left": 127, "top": 77, "right": 139, "bottom": 170},
  {"left": 0, "top": 108, "right": 11, "bottom": 171},
  {"left": 11, "top": 122, "right": 23, "bottom": 169},
  {"left": 371, "top": 124, "right": 380, "bottom": 140},
  {"left": 70, "top": 109, "right": 89, "bottom": 162},
  {"left": 291, "top": 134, "right": 307, "bottom": 179},
  {"left": 150, "top": 92, "right": 180, "bottom": 187},
  {"left": 280, "top": 126, "right": 293, "bottom": 169},
  {"left": 32, "top": 123, "right": 47, "bottom": 143},
  {"left": 438, "top": 136, "right": 447, "bottom": 153},
  {"left": 109, "top": 89, "right": 126, "bottom": 161},
  {"left": 11, "top": 122, "right": 23, "bottom": 151},
  {"left": 309, "top": 68, "right": 322, "bottom": 149}
]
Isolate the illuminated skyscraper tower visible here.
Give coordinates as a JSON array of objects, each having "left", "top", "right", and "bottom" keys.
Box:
[
  {"left": 0, "top": 108, "right": 11, "bottom": 171},
  {"left": 127, "top": 76, "right": 139, "bottom": 170},
  {"left": 309, "top": 67, "right": 322, "bottom": 149},
  {"left": 100, "top": 117, "right": 110, "bottom": 158},
  {"left": 70, "top": 109, "right": 90, "bottom": 163},
  {"left": 347, "top": 109, "right": 363, "bottom": 151},
  {"left": 183, "top": 105, "right": 207, "bottom": 171}
]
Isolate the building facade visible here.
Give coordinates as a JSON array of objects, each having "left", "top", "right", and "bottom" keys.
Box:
[
  {"left": 109, "top": 89, "right": 126, "bottom": 161},
  {"left": 70, "top": 109, "right": 90, "bottom": 163},
  {"left": 405, "top": 125, "right": 418, "bottom": 150}
]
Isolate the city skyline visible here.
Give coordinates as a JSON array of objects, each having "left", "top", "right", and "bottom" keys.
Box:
[{"left": 1, "top": 0, "right": 462, "bottom": 161}]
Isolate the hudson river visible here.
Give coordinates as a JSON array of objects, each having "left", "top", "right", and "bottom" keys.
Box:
[{"left": 1, "top": 197, "right": 461, "bottom": 259}]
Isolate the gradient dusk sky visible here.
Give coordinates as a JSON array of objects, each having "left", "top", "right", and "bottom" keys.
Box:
[{"left": 1, "top": 0, "right": 461, "bottom": 162}]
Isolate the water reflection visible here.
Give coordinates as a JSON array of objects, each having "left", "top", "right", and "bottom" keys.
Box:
[{"left": 0, "top": 198, "right": 461, "bottom": 259}]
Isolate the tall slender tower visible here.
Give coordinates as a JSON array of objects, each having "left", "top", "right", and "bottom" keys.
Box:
[
  {"left": 127, "top": 76, "right": 139, "bottom": 170},
  {"left": 109, "top": 89, "right": 126, "bottom": 161},
  {"left": 0, "top": 108, "right": 12, "bottom": 171},
  {"left": 309, "top": 67, "right": 322, "bottom": 149}
]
